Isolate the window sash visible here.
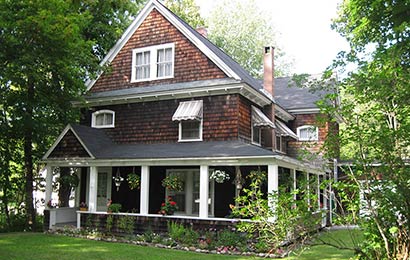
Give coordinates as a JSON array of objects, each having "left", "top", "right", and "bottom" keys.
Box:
[
  {"left": 252, "top": 125, "right": 261, "bottom": 144},
  {"left": 181, "top": 120, "right": 201, "bottom": 140}
]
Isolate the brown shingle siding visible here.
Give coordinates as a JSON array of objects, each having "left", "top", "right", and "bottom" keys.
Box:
[
  {"left": 85, "top": 95, "right": 241, "bottom": 144},
  {"left": 90, "top": 9, "right": 227, "bottom": 93},
  {"left": 49, "top": 130, "right": 90, "bottom": 158}
]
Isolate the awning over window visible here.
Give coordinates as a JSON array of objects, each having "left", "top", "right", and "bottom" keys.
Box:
[
  {"left": 276, "top": 120, "right": 298, "bottom": 140},
  {"left": 251, "top": 106, "right": 275, "bottom": 128},
  {"left": 172, "top": 100, "right": 203, "bottom": 121}
]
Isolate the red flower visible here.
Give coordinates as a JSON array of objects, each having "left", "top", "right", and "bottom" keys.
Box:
[
  {"left": 161, "top": 203, "right": 165, "bottom": 206},
  {"left": 170, "top": 201, "right": 176, "bottom": 206}
]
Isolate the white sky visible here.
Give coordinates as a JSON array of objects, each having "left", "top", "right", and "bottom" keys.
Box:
[{"left": 195, "top": 0, "right": 350, "bottom": 75}]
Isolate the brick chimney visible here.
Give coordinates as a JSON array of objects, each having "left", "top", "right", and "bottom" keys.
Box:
[
  {"left": 263, "top": 46, "right": 274, "bottom": 96},
  {"left": 262, "top": 46, "right": 276, "bottom": 150},
  {"left": 196, "top": 27, "right": 208, "bottom": 38}
]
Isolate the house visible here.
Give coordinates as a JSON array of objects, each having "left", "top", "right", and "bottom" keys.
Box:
[{"left": 42, "top": 0, "right": 337, "bottom": 231}]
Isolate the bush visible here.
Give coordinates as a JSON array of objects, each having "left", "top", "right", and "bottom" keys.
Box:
[
  {"left": 167, "top": 222, "right": 199, "bottom": 246},
  {"left": 216, "top": 229, "right": 246, "bottom": 248}
]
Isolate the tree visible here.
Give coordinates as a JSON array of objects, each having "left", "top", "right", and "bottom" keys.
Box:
[
  {"left": 321, "top": 0, "right": 410, "bottom": 259},
  {"left": 0, "top": 0, "right": 141, "bottom": 231},
  {"left": 206, "top": 0, "right": 293, "bottom": 77},
  {"left": 164, "top": 0, "right": 205, "bottom": 29}
]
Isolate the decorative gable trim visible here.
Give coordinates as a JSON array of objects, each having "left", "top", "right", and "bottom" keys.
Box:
[
  {"left": 85, "top": 0, "right": 240, "bottom": 91},
  {"left": 43, "top": 124, "right": 95, "bottom": 160}
]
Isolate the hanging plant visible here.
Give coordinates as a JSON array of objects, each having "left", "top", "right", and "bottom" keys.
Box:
[
  {"left": 210, "top": 170, "right": 230, "bottom": 183},
  {"left": 127, "top": 173, "right": 140, "bottom": 190},
  {"left": 161, "top": 175, "right": 183, "bottom": 191}
]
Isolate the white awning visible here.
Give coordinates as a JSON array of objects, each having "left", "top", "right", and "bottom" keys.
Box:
[
  {"left": 276, "top": 120, "right": 298, "bottom": 140},
  {"left": 172, "top": 100, "right": 203, "bottom": 121},
  {"left": 251, "top": 106, "right": 275, "bottom": 128}
]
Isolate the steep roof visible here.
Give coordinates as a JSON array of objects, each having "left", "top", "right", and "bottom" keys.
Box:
[
  {"left": 85, "top": 0, "right": 265, "bottom": 96},
  {"left": 274, "top": 77, "right": 333, "bottom": 112}
]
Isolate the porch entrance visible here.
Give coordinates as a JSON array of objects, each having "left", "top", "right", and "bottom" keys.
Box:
[
  {"left": 166, "top": 169, "right": 214, "bottom": 216},
  {"left": 96, "top": 167, "right": 112, "bottom": 211}
]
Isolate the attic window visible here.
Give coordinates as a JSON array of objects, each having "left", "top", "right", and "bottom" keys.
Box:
[
  {"left": 297, "top": 125, "right": 318, "bottom": 141},
  {"left": 91, "top": 110, "right": 115, "bottom": 128},
  {"left": 131, "top": 43, "right": 174, "bottom": 82}
]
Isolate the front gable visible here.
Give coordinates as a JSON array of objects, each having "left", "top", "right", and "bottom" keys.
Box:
[
  {"left": 44, "top": 125, "right": 93, "bottom": 159},
  {"left": 89, "top": 5, "right": 228, "bottom": 93}
]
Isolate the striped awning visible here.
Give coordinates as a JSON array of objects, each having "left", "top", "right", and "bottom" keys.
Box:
[
  {"left": 172, "top": 100, "right": 203, "bottom": 121},
  {"left": 251, "top": 106, "right": 275, "bottom": 128},
  {"left": 276, "top": 120, "right": 298, "bottom": 140}
]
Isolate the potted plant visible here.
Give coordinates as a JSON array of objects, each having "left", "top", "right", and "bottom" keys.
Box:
[
  {"left": 159, "top": 196, "right": 178, "bottom": 215},
  {"left": 210, "top": 170, "right": 230, "bottom": 183},
  {"left": 161, "top": 175, "right": 183, "bottom": 191},
  {"left": 79, "top": 202, "right": 88, "bottom": 211},
  {"left": 127, "top": 173, "right": 140, "bottom": 190},
  {"left": 108, "top": 203, "right": 122, "bottom": 213}
]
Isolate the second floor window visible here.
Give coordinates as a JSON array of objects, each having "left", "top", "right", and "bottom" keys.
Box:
[
  {"left": 131, "top": 43, "right": 175, "bottom": 82},
  {"left": 91, "top": 110, "right": 115, "bottom": 128},
  {"left": 297, "top": 125, "right": 319, "bottom": 141},
  {"left": 172, "top": 100, "right": 203, "bottom": 142}
]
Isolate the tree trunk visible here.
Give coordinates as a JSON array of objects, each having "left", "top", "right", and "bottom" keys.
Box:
[
  {"left": 24, "top": 80, "right": 36, "bottom": 231},
  {"left": 58, "top": 167, "right": 71, "bottom": 207}
]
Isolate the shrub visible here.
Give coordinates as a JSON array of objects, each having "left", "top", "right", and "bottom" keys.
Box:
[
  {"left": 167, "top": 222, "right": 199, "bottom": 246},
  {"left": 118, "top": 215, "right": 134, "bottom": 235}
]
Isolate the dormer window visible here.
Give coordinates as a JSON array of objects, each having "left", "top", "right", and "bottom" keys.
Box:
[
  {"left": 91, "top": 110, "right": 115, "bottom": 128},
  {"left": 251, "top": 106, "right": 275, "bottom": 145},
  {"left": 131, "top": 43, "right": 175, "bottom": 82},
  {"left": 172, "top": 100, "right": 203, "bottom": 142},
  {"left": 297, "top": 125, "right": 319, "bottom": 141}
]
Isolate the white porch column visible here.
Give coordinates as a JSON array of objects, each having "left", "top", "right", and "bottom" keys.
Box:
[
  {"left": 199, "top": 165, "right": 209, "bottom": 218},
  {"left": 88, "top": 166, "right": 98, "bottom": 212},
  {"left": 291, "top": 168, "right": 297, "bottom": 201},
  {"left": 140, "top": 165, "right": 150, "bottom": 215},
  {"left": 45, "top": 165, "right": 53, "bottom": 205},
  {"left": 267, "top": 164, "right": 279, "bottom": 221}
]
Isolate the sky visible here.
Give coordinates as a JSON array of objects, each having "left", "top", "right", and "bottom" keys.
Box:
[{"left": 195, "top": 0, "right": 350, "bottom": 75}]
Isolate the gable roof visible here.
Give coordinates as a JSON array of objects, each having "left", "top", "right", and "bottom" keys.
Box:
[
  {"left": 85, "top": 0, "right": 264, "bottom": 96},
  {"left": 273, "top": 77, "right": 334, "bottom": 113}
]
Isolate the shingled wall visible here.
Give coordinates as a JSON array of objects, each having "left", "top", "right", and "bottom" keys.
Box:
[{"left": 90, "top": 9, "right": 227, "bottom": 93}]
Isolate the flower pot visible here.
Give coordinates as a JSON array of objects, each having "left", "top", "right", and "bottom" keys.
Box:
[{"left": 80, "top": 207, "right": 88, "bottom": 211}]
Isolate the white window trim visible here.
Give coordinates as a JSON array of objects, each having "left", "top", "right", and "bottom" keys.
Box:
[
  {"left": 297, "top": 125, "right": 319, "bottom": 141},
  {"left": 91, "top": 109, "right": 115, "bottom": 128},
  {"left": 131, "top": 43, "right": 175, "bottom": 82},
  {"left": 251, "top": 123, "right": 261, "bottom": 146},
  {"left": 178, "top": 119, "right": 203, "bottom": 142},
  {"left": 275, "top": 135, "right": 285, "bottom": 153}
]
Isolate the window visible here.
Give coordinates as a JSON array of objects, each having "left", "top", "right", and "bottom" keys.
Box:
[
  {"left": 252, "top": 125, "right": 261, "bottom": 145},
  {"left": 297, "top": 125, "right": 318, "bottom": 141},
  {"left": 91, "top": 110, "right": 115, "bottom": 128},
  {"left": 180, "top": 120, "right": 202, "bottom": 141},
  {"left": 276, "top": 135, "right": 285, "bottom": 152},
  {"left": 172, "top": 100, "right": 203, "bottom": 142},
  {"left": 131, "top": 43, "right": 174, "bottom": 82}
]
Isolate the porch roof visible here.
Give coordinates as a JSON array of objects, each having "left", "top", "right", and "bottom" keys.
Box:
[{"left": 71, "top": 124, "right": 275, "bottom": 159}]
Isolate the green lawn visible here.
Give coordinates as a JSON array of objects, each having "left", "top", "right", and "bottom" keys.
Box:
[{"left": 0, "top": 230, "right": 358, "bottom": 260}]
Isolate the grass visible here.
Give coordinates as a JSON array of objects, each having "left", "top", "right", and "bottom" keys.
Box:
[{"left": 0, "top": 229, "right": 359, "bottom": 260}]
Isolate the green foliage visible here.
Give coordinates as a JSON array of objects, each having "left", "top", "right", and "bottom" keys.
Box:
[
  {"left": 0, "top": 0, "right": 143, "bottom": 230},
  {"left": 105, "top": 215, "right": 114, "bottom": 233},
  {"left": 167, "top": 222, "right": 199, "bottom": 246},
  {"left": 108, "top": 203, "right": 122, "bottom": 213},
  {"left": 320, "top": 0, "right": 410, "bottom": 258},
  {"left": 232, "top": 170, "right": 321, "bottom": 252},
  {"left": 164, "top": 0, "right": 205, "bottom": 29},
  {"left": 126, "top": 173, "right": 140, "bottom": 190},
  {"left": 207, "top": 0, "right": 292, "bottom": 77},
  {"left": 118, "top": 215, "right": 135, "bottom": 235},
  {"left": 161, "top": 175, "right": 184, "bottom": 191},
  {"left": 216, "top": 229, "right": 246, "bottom": 249}
]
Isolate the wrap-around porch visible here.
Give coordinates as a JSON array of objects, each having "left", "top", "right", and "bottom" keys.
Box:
[{"left": 43, "top": 155, "right": 328, "bottom": 231}]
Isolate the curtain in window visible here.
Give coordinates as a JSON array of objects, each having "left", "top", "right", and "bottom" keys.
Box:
[
  {"left": 157, "top": 47, "right": 172, "bottom": 77},
  {"left": 136, "top": 51, "right": 150, "bottom": 79}
]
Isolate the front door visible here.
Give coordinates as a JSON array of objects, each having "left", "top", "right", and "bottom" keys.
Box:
[{"left": 97, "top": 167, "right": 112, "bottom": 211}]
